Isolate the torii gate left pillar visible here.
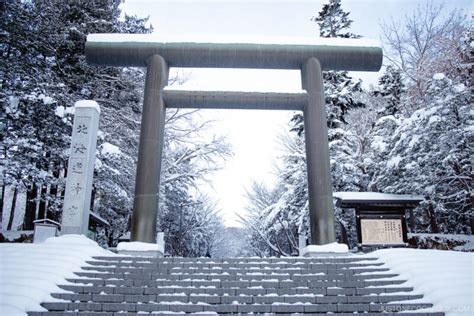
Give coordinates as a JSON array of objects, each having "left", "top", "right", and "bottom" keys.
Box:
[
  {"left": 131, "top": 55, "right": 168, "bottom": 243},
  {"left": 85, "top": 35, "right": 382, "bottom": 245}
]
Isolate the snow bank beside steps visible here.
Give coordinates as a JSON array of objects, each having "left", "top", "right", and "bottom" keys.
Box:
[{"left": 0, "top": 235, "right": 114, "bottom": 316}]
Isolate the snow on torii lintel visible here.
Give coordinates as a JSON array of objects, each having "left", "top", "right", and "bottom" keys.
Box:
[
  {"left": 87, "top": 33, "right": 381, "bottom": 48},
  {"left": 333, "top": 191, "right": 424, "bottom": 202}
]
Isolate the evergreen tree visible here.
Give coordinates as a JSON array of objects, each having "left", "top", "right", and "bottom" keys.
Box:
[
  {"left": 374, "top": 66, "right": 405, "bottom": 117},
  {"left": 292, "top": 0, "right": 363, "bottom": 135},
  {"left": 287, "top": 0, "right": 366, "bottom": 246},
  {"left": 311, "top": 0, "right": 360, "bottom": 38},
  {"left": 370, "top": 74, "right": 472, "bottom": 234},
  {"left": 2, "top": 1, "right": 230, "bottom": 249}
]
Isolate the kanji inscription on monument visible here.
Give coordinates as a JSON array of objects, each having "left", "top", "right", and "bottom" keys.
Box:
[
  {"left": 360, "top": 219, "right": 404, "bottom": 245},
  {"left": 62, "top": 101, "right": 100, "bottom": 235}
]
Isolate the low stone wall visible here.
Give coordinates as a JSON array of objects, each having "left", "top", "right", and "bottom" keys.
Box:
[{"left": 407, "top": 233, "right": 473, "bottom": 252}]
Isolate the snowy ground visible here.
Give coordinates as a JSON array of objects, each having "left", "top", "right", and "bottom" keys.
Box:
[
  {"left": 0, "top": 235, "right": 114, "bottom": 316},
  {"left": 364, "top": 248, "right": 473, "bottom": 316},
  {"left": 0, "top": 235, "right": 472, "bottom": 316}
]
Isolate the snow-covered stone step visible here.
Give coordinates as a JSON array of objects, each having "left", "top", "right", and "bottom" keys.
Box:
[
  {"left": 74, "top": 271, "right": 399, "bottom": 281},
  {"left": 29, "top": 255, "right": 443, "bottom": 315},
  {"left": 29, "top": 312, "right": 445, "bottom": 316},
  {"left": 65, "top": 277, "right": 406, "bottom": 288},
  {"left": 81, "top": 265, "right": 391, "bottom": 274},
  {"left": 58, "top": 284, "right": 415, "bottom": 296},
  {"left": 37, "top": 301, "right": 436, "bottom": 313},
  {"left": 52, "top": 292, "right": 424, "bottom": 304},
  {"left": 86, "top": 260, "right": 383, "bottom": 269},
  {"left": 91, "top": 256, "right": 380, "bottom": 263}
]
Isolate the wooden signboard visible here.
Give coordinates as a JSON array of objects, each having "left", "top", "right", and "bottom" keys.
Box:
[{"left": 360, "top": 218, "right": 404, "bottom": 245}]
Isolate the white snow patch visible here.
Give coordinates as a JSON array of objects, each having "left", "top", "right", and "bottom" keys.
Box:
[
  {"left": 371, "top": 136, "right": 387, "bottom": 152},
  {"left": 87, "top": 33, "right": 381, "bottom": 48},
  {"left": 366, "top": 248, "right": 473, "bottom": 316},
  {"left": 39, "top": 94, "right": 54, "bottom": 105},
  {"left": 454, "top": 83, "right": 466, "bottom": 93},
  {"left": 100, "top": 142, "right": 122, "bottom": 157},
  {"left": 387, "top": 155, "right": 402, "bottom": 168},
  {"left": 54, "top": 106, "right": 65, "bottom": 118},
  {"left": 333, "top": 191, "right": 423, "bottom": 202},
  {"left": 95, "top": 157, "right": 103, "bottom": 170},
  {"left": 97, "top": 130, "right": 106, "bottom": 140},
  {"left": 7, "top": 96, "right": 19, "bottom": 114},
  {"left": 408, "top": 135, "right": 421, "bottom": 149},
  {"left": 116, "top": 241, "right": 164, "bottom": 253},
  {"left": 74, "top": 100, "right": 100, "bottom": 113},
  {"left": 428, "top": 115, "right": 441, "bottom": 125},
  {"left": 300, "top": 242, "right": 349, "bottom": 255},
  {"left": 0, "top": 235, "right": 113, "bottom": 316},
  {"left": 433, "top": 73, "right": 445, "bottom": 80}
]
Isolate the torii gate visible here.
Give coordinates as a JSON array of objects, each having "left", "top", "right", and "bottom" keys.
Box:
[{"left": 85, "top": 34, "right": 382, "bottom": 245}]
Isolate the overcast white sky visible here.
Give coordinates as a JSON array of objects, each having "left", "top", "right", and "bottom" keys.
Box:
[{"left": 121, "top": 0, "right": 472, "bottom": 227}]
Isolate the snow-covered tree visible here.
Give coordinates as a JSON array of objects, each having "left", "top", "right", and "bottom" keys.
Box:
[
  {"left": 370, "top": 74, "right": 472, "bottom": 234},
  {"left": 1, "top": 1, "right": 230, "bottom": 250},
  {"left": 241, "top": 0, "right": 372, "bottom": 253},
  {"left": 381, "top": 2, "right": 467, "bottom": 101},
  {"left": 291, "top": 0, "right": 363, "bottom": 134},
  {"left": 373, "top": 66, "right": 405, "bottom": 117}
]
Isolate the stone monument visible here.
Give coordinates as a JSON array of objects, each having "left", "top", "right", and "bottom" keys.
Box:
[{"left": 61, "top": 101, "right": 100, "bottom": 235}]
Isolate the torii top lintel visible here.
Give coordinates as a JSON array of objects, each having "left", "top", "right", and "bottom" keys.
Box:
[{"left": 85, "top": 34, "right": 383, "bottom": 72}]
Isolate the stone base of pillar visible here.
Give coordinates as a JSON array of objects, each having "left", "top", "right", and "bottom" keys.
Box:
[
  {"left": 300, "top": 242, "right": 349, "bottom": 257},
  {"left": 116, "top": 235, "right": 165, "bottom": 258},
  {"left": 117, "top": 249, "right": 164, "bottom": 258}
]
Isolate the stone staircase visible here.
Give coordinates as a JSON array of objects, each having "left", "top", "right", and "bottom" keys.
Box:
[{"left": 28, "top": 256, "right": 443, "bottom": 315}]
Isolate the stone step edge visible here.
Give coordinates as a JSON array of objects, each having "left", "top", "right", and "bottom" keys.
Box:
[
  {"left": 28, "top": 311, "right": 445, "bottom": 316},
  {"left": 64, "top": 278, "right": 407, "bottom": 288},
  {"left": 41, "top": 301, "right": 434, "bottom": 313},
  {"left": 91, "top": 256, "right": 380, "bottom": 262},
  {"left": 81, "top": 266, "right": 391, "bottom": 273},
  {"left": 58, "top": 284, "right": 415, "bottom": 295},
  {"left": 50, "top": 292, "right": 424, "bottom": 303},
  {"left": 86, "top": 262, "right": 382, "bottom": 267},
  {"left": 73, "top": 271, "right": 399, "bottom": 279}
]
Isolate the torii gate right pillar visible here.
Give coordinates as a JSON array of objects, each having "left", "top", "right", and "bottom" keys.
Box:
[{"left": 302, "top": 58, "right": 336, "bottom": 245}]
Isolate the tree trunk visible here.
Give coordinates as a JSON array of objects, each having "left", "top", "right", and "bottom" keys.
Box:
[
  {"left": 0, "top": 184, "right": 5, "bottom": 230},
  {"left": 339, "top": 221, "right": 349, "bottom": 246},
  {"left": 37, "top": 184, "right": 47, "bottom": 219},
  {"left": 427, "top": 203, "right": 439, "bottom": 233},
  {"left": 23, "top": 183, "right": 38, "bottom": 230},
  {"left": 409, "top": 209, "right": 416, "bottom": 232},
  {"left": 47, "top": 184, "right": 59, "bottom": 221},
  {"left": 7, "top": 187, "right": 18, "bottom": 230}
]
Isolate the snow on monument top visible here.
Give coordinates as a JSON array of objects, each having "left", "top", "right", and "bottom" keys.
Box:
[
  {"left": 87, "top": 33, "right": 381, "bottom": 48},
  {"left": 75, "top": 100, "right": 100, "bottom": 113}
]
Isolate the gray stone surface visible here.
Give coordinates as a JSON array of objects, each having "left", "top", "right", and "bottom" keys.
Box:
[
  {"left": 117, "top": 249, "right": 164, "bottom": 257},
  {"left": 163, "top": 90, "right": 308, "bottom": 111},
  {"left": 86, "top": 38, "right": 383, "bottom": 71},
  {"left": 130, "top": 54, "right": 168, "bottom": 243},
  {"left": 61, "top": 101, "right": 100, "bottom": 235},
  {"left": 34, "top": 256, "right": 443, "bottom": 315}
]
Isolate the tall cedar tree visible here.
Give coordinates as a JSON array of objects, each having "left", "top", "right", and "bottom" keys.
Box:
[{"left": 291, "top": 0, "right": 363, "bottom": 135}]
